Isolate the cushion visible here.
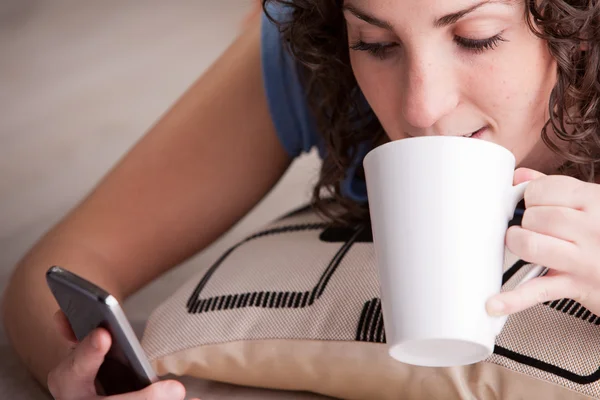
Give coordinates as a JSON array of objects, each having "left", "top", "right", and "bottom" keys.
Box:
[{"left": 141, "top": 205, "right": 600, "bottom": 400}]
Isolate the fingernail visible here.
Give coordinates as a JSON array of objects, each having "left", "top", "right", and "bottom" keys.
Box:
[{"left": 487, "top": 298, "right": 506, "bottom": 316}]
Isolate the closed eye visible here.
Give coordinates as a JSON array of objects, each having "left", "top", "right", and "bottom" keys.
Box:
[
  {"left": 349, "top": 40, "right": 399, "bottom": 60},
  {"left": 350, "top": 33, "right": 507, "bottom": 60},
  {"left": 454, "top": 33, "right": 507, "bottom": 54}
]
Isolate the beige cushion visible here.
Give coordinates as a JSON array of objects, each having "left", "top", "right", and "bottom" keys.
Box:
[{"left": 141, "top": 206, "right": 600, "bottom": 400}]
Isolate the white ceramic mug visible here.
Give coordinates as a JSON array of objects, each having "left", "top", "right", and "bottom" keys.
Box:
[{"left": 363, "top": 136, "right": 546, "bottom": 367}]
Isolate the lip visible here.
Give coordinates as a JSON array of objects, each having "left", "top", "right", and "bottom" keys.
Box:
[{"left": 465, "top": 126, "right": 487, "bottom": 139}]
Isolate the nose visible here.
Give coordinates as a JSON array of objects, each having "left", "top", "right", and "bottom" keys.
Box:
[{"left": 401, "top": 56, "right": 459, "bottom": 132}]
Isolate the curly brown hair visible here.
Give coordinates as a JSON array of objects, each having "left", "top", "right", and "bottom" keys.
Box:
[{"left": 262, "top": 0, "right": 600, "bottom": 226}]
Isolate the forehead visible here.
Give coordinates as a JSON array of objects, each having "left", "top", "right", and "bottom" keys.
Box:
[
  {"left": 342, "top": 0, "right": 524, "bottom": 40},
  {"left": 343, "top": 0, "right": 520, "bottom": 24},
  {"left": 343, "top": 0, "right": 517, "bottom": 9}
]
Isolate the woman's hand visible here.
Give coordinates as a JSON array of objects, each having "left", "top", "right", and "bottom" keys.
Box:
[
  {"left": 47, "top": 311, "right": 200, "bottom": 400},
  {"left": 486, "top": 167, "right": 600, "bottom": 318}
]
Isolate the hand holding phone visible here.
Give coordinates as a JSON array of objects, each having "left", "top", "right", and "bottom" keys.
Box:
[{"left": 45, "top": 266, "right": 199, "bottom": 400}]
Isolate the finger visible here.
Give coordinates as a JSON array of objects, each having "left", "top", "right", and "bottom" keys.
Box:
[
  {"left": 54, "top": 328, "right": 111, "bottom": 395},
  {"left": 48, "top": 328, "right": 111, "bottom": 399},
  {"left": 506, "top": 225, "right": 580, "bottom": 275},
  {"left": 486, "top": 273, "right": 577, "bottom": 316},
  {"left": 108, "top": 380, "right": 186, "bottom": 400},
  {"left": 53, "top": 310, "right": 78, "bottom": 344},
  {"left": 513, "top": 167, "right": 546, "bottom": 185},
  {"left": 521, "top": 205, "right": 586, "bottom": 243},
  {"left": 524, "top": 174, "right": 595, "bottom": 211},
  {"left": 71, "top": 328, "right": 111, "bottom": 378}
]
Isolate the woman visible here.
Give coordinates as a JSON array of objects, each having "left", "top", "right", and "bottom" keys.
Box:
[{"left": 3, "top": 0, "right": 600, "bottom": 399}]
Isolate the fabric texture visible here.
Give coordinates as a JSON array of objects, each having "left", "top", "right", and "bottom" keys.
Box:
[{"left": 141, "top": 206, "right": 600, "bottom": 400}]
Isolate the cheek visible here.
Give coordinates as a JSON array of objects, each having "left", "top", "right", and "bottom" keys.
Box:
[
  {"left": 475, "top": 43, "right": 555, "bottom": 126},
  {"left": 350, "top": 55, "right": 405, "bottom": 137},
  {"left": 469, "top": 63, "right": 522, "bottom": 111},
  {"left": 477, "top": 42, "right": 556, "bottom": 160}
]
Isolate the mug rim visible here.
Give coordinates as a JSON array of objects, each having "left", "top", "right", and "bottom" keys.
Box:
[{"left": 363, "top": 136, "right": 516, "bottom": 167}]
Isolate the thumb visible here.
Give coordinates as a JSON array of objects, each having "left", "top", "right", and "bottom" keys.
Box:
[
  {"left": 48, "top": 327, "right": 112, "bottom": 398},
  {"left": 69, "top": 328, "right": 111, "bottom": 381},
  {"left": 514, "top": 167, "right": 546, "bottom": 185},
  {"left": 109, "top": 380, "right": 187, "bottom": 400}
]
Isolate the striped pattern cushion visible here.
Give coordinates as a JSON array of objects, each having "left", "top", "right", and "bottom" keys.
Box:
[{"left": 141, "top": 206, "right": 600, "bottom": 400}]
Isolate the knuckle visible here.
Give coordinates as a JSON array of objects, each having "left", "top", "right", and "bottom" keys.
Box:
[
  {"left": 571, "top": 249, "right": 595, "bottom": 281},
  {"left": 576, "top": 288, "right": 590, "bottom": 305},
  {"left": 593, "top": 259, "right": 600, "bottom": 283},
  {"left": 570, "top": 177, "right": 586, "bottom": 198},
  {"left": 545, "top": 207, "right": 566, "bottom": 232},
  {"left": 590, "top": 221, "right": 600, "bottom": 244},
  {"left": 519, "top": 232, "right": 538, "bottom": 261},
  {"left": 592, "top": 225, "right": 600, "bottom": 241},
  {"left": 521, "top": 208, "right": 533, "bottom": 229},
  {"left": 68, "top": 351, "right": 88, "bottom": 380},
  {"left": 524, "top": 181, "right": 538, "bottom": 205},
  {"left": 68, "top": 353, "right": 79, "bottom": 376},
  {"left": 573, "top": 279, "right": 592, "bottom": 304},
  {"left": 535, "top": 286, "right": 551, "bottom": 304},
  {"left": 545, "top": 206, "right": 559, "bottom": 221},
  {"left": 522, "top": 206, "right": 564, "bottom": 233},
  {"left": 557, "top": 274, "right": 588, "bottom": 305},
  {"left": 521, "top": 207, "right": 542, "bottom": 231},
  {"left": 525, "top": 175, "right": 550, "bottom": 202},
  {"left": 556, "top": 175, "right": 577, "bottom": 189}
]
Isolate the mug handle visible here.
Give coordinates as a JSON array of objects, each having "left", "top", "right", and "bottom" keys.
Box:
[{"left": 492, "top": 181, "right": 550, "bottom": 335}]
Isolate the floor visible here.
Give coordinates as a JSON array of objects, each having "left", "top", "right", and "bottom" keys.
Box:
[{"left": 0, "top": 1, "right": 322, "bottom": 397}]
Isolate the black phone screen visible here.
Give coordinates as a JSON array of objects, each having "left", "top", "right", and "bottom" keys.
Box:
[{"left": 95, "top": 330, "right": 150, "bottom": 395}]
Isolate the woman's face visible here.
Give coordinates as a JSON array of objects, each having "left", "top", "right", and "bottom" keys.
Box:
[{"left": 344, "top": 0, "right": 559, "bottom": 172}]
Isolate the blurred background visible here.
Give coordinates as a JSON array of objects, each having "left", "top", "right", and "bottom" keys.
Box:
[{"left": 0, "top": 1, "right": 321, "bottom": 397}]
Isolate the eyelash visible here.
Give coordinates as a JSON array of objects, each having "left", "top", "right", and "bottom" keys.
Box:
[
  {"left": 350, "top": 34, "right": 506, "bottom": 60},
  {"left": 455, "top": 34, "right": 506, "bottom": 54}
]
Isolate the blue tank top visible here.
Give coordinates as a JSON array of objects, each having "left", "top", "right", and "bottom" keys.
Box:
[{"left": 260, "top": 4, "right": 368, "bottom": 204}]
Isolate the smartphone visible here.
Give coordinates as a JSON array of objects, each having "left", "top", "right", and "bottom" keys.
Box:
[{"left": 46, "top": 265, "right": 159, "bottom": 395}]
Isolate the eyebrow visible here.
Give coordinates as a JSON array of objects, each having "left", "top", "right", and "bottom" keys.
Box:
[{"left": 342, "top": 0, "right": 513, "bottom": 31}]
